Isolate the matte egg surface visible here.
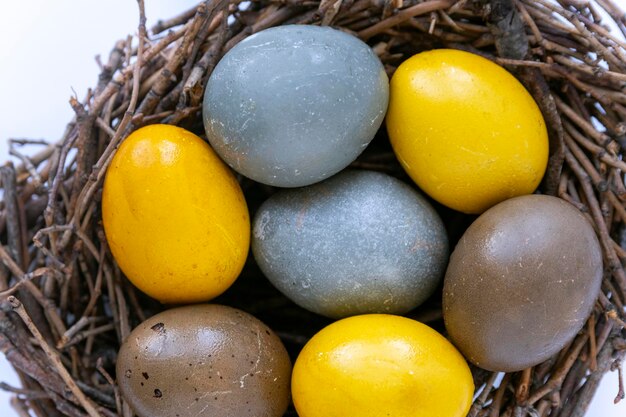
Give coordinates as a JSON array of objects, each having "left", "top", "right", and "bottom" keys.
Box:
[
  {"left": 203, "top": 25, "right": 389, "bottom": 187},
  {"left": 443, "top": 195, "right": 603, "bottom": 371},
  {"left": 252, "top": 170, "right": 448, "bottom": 318}
]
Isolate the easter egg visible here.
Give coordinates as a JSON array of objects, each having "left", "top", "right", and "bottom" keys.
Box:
[
  {"left": 386, "top": 49, "right": 549, "bottom": 214},
  {"left": 292, "top": 314, "right": 473, "bottom": 417},
  {"left": 102, "top": 124, "right": 250, "bottom": 304},
  {"left": 252, "top": 170, "right": 448, "bottom": 318},
  {"left": 116, "top": 304, "right": 291, "bottom": 417},
  {"left": 203, "top": 25, "right": 389, "bottom": 187},
  {"left": 443, "top": 195, "right": 603, "bottom": 372}
]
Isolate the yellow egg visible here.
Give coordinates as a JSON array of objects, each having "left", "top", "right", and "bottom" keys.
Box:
[
  {"left": 386, "top": 49, "right": 548, "bottom": 214},
  {"left": 102, "top": 124, "right": 250, "bottom": 304},
  {"left": 291, "top": 314, "right": 474, "bottom": 417}
]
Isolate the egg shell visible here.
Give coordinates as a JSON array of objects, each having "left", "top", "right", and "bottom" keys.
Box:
[
  {"left": 386, "top": 49, "right": 548, "bottom": 214},
  {"left": 292, "top": 314, "right": 474, "bottom": 417},
  {"left": 203, "top": 25, "right": 389, "bottom": 187},
  {"left": 116, "top": 304, "right": 291, "bottom": 417},
  {"left": 443, "top": 195, "right": 603, "bottom": 372},
  {"left": 102, "top": 124, "right": 250, "bottom": 304},
  {"left": 252, "top": 170, "right": 448, "bottom": 318}
]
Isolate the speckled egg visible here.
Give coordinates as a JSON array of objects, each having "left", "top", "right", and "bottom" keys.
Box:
[
  {"left": 203, "top": 25, "right": 389, "bottom": 187},
  {"left": 443, "top": 195, "right": 603, "bottom": 372},
  {"left": 252, "top": 170, "right": 448, "bottom": 318},
  {"left": 116, "top": 305, "right": 291, "bottom": 417}
]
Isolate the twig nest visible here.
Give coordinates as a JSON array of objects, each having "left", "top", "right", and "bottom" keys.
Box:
[
  {"left": 116, "top": 304, "right": 291, "bottom": 417},
  {"left": 5, "top": 1, "right": 626, "bottom": 416},
  {"left": 252, "top": 170, "right": 448, "bottom": 318},
  {"left": 203, "top": 25, "right": 389, "bottom": 187},
  {"left": 443, "top": 195, "right": 603, "bottom": 372}
]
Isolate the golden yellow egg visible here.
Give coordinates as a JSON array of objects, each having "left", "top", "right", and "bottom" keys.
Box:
[
  {"left": 386, "top": 49, "right": 548, "bottom": 214},
  {"left": 102, "top": 124, "right": 250, "bottom": 304},
  {"left": 292, "top": 314, "right": 474, "bottom": 417}
]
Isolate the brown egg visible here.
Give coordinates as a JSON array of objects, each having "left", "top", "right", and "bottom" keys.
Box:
[
  {"left": 116, "top": 304, "right": 291, "bottom": 417},
  {"left": 443, "top": 195, "right": 602, "bottom": 372}
]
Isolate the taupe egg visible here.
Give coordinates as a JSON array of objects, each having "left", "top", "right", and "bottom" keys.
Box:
[
  {"left": 116, "top": 304, "right": 291, "bottom": 417},
  {"left": 443, "top": 195, "right": 603, "bottom": 372}
]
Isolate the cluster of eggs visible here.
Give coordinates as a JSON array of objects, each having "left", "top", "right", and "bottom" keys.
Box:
[{"left": 102, "top": 25, "right": 603, "bottom": 417}]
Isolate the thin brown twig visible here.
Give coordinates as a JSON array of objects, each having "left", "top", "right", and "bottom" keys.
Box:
[
  {"left": 612, "top": 358, "right": 625, "bottom": 404},
  {"left": 11, "top": 397, "right": 36, "bottom": 417},
  {"left": 96, "top": 358, "right": 122, "bottom": 417},
  {"left": 151, "top": 3, "right": 200, "bottom": 34},
  {"left": 469, "top": 372, "right": 499, "bottom": 417},
  {"left": 358, "top": 0, "right": 454, "bottom": 39},
  {"left": 516, "top": 368, "right": 532, "bottom": 405},
  {"left": 66, "top": 0, "right": 149, "bottom": 235},
  {"left": 491, "top": 373, "right": 511, "bottom": 417},
  {"left": 59, "top": 324, "right": 115, "bottom": 349},
  {"left": 0, "top": 268, "right": 52, "bottom": 298},
  {"left": 8, "top": 296, "right": 101, "bottom": 417},
  {"left": 564, "top": 149, "right": 626, "bottom": 298},
  {"left": 588, "top": 314, "right": 598, "bottom": 371},
  {"left": 606, "top": 309, "right": 626, "bottom": 329},
  {"left": 527, "top": 332, "right": 590, "bottom": 405},
  {"left": 0, "top": 382, "right": 50, "bottom": 400},
  {"left": 563, "top": 341, "right": 617, "bottom": 417}
]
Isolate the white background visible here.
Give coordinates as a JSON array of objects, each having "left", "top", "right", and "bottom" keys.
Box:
[{"left": 0, "top": 1, "right": 625, "bottom": 416}]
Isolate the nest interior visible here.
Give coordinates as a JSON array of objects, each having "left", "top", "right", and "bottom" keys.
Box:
[{"left": 1, "top": 0, "right": 626, "bottom": 416}]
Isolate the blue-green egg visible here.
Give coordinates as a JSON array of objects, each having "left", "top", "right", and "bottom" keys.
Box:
[
  {"left": 252, "top": 170, "right": 448, "bottom": 318},
  {"left": 203, "top": 25, "right": 389, "bottom": 187}
]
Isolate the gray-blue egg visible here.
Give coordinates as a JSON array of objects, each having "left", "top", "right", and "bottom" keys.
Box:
[
  {"left": 252, "top": 170, "right": 448, "bottom": 318},
  {"left": 203, "top": 25, "right": 389, "bottom": 187}
]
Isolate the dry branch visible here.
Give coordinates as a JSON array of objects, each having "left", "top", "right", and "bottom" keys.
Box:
[{"left": 0, "top": 1, "right": 625, "bottom": 416}]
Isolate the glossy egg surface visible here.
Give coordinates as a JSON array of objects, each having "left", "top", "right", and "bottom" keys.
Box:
[
  {"left": 292, "top": 314, "right": 474, "bottom": 417},
  {"left": 116, "top": 304, "right": 291, "bottom": 417},
  {"left": 102, "top": 124, "right": 250, "bottom": 304},
  {"left": 386, "top": 49, "right": 548, "bottom": 213}
]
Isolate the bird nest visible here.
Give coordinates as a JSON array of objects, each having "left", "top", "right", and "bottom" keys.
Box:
[{"left": 1, "top": 0, "right": 626, "bottom": 416}]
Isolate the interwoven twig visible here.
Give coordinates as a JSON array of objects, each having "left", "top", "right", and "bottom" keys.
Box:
[{"left": 0, "top": 1, "right": 625, "bottom": 416}]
